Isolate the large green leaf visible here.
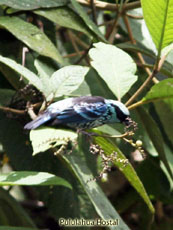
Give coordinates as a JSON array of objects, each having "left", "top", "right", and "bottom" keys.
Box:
[
  {"left": 62, "top": 145, "right": 131, "bottom": 230},
  {"left": 0, "top": 227, "right": 37, "bottom": 230},
  {"left": 0, "top": 171, "right": 71, "bottom": 188},
  {"left": 136, "top": 107, "right": 173, "bottom": 180},
  {"left": 143, "top": 78, "right": 173, "bottom": 103},
  {"left": 50, "top": 65, "right": 89, "bottom": 97},
  {"left": 0, "top": 16, "right": 64, "bottom": 64},
  {"left": 0, "top": 0, "right": 69, "bottom": 10},
  {"left": 30, "top": 127, "right": 77, "bottom": 155},
  {"left": 141, "top": 0, "right": 173, "bottom": 51},
  {"left": 0, "top": 55, "right": 43, "bottom": 91},
  {"left": 154, "top": 100, "right": 173, "bottom": 145},
  {"left": 71, "top": 0, "right": 106, "bottom": 42},
  {"left": 0, "top": 89, "right": 15, "bottom": 106},
  {"left": 93, "top": 135, "right": 154, "bottom": 214},
  {"left": 0, "top": 188, "right": 36, "bottom": 227},
  {"left": 119, "top": 8, "right": 157, "bottom": 54},
  {"left": 89, "top": 42, "right": 138, "bottom": 100},
  {"left": 0, "top": 112, "right": 95, "bottom": 221},
  {"left": 34, "top": 6, "right": 94, "bottom": 38}
]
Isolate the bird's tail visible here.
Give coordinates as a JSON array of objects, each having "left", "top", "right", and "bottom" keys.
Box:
[{"left": 24, "top": 112, "right": 51, "bottom": 130}]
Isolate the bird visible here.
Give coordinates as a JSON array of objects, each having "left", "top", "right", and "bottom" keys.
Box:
[{"left": 24, "top": 96, "right": 131, "bottom": 130}]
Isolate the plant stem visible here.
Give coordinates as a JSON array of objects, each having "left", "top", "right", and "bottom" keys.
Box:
[
  {"left": 0, "top": 106, "right": 26, "bottom": 115},
  {"left": 90, "top": 0, "right": 97, "bottom": 25},
  {"left": 123, "top": 14, "right": 158, "bottom": 84},
  {"left": 126, "top": 54, "right": 167, "bottom": 107},
  {"left": 77, "top": 0, "right": 141, "bottom": 11}
]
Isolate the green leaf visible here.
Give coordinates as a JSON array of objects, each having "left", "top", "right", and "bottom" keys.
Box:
[
  {"left": 117, "top": 42, "right": 155, "bottom": 58},
  {"left": 143, "top": 78, "right": 173, "bottom": 103},
  {"left": 34, "top": 6, "right": 94, "bottom": 38},
  {"left": 0, "top": 227, "right": 37, "bottom": 230},
  {"left": 161, "top": 144, "right": 173, "bottom": 190},
  {"left": 89, "top": 42, "right": 138, "bottom": 100},
  {"left": 93, "top": 135, "right": 155, "bottom": 214},
  {"left": 119, "top": 8, "right": 157, "bottom": 54},
  {"left": 0, "top": 89, "right": 15, "bottom": 106},
  {"left": 136, "top": 106, "right": 173, "bottom": 180},
  {"left": 30, "top": 127, "right": 77, "bottom": 155},
  {"left": 50, "top": 65, "right": 89, "bottom": 97},
  {"left": 62, "top": 145, "right": 131, "bottom": 230},
  {"left": 34, "top": 58, "right": 55, "bottom": 98},
  {"left": 0, "top": 171, "right": 71, "bottom": 188},
  {"left": 0, "top": 55, "right": 43, "bottom": 91},
  {"left": 0, "top": 16, "right": 64, "bottom": 64},
  {"left": 71, "top": 0, "right": 106, "bottom": 42},
  {"left": 0, "top": 188, "right": 36, "bottom": 227},
  {"left": 141, "top": 0, "right": 173, "bottom": 51},
  {"left": 154, "top": 100, "right": 173, "bottom": 146},
  {"left": 0, "top": 0, "right": 69, "bottom": 10}
]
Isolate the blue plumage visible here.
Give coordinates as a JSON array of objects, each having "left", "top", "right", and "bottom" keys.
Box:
[{"left": 24, "top": 96, "right": 130, "bottom": 130}]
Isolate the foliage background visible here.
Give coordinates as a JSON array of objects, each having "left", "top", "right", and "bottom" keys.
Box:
[{"left": 0, "top": 0, "right": 173, "bottom": 230}]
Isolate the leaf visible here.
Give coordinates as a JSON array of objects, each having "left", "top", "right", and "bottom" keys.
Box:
[
  {"left": 0, "top": 55, "right": 43, "bottom": 91},
  {"left": 0, "top": 112, "right": 83, "bottom": 220},
  {"left": 117, "top": 42, "right": 155, "bottom": 58},
  {"left": 0, "top": 227, "right": 38, "bottom": 230},
  {"left": 0, "top": 0, "right": 69, "bottom": 10},
  {"left": 154, "top": 100, "right": 173, "bottom": 145},
  {"left": 141, "top": 0, "right": 173, "bottom": 51},
  {"left": 30, "top": 127, "right": 77, "bottom": 155},
  {"left": 50, "top": 65, "right": 89, "bottom": 97},
  {"left": 136, "top": 106, "right": 173, "bottom": 180},
  {"left": 62, "top": 146, "right": 131, "bottom": 230},
  {"left": 161, "top": 144, "right": 173, "bottom": 191},
  {"left": 34, "top": 6, "right": 94, "bottom": 38},
  {"left": 89, "top": 42, "right": 138, "bottom": 100},
  {"left": 119, "top": 8, "right": 157, "bottom": 54},
  {"left": 143, "top": 78, "right": 173, "bottom": 103},
  {"left": 0, "top": 188, "right": 36, "bottom": 227},
  {"left": 71, "top": 0, "right": 106, "bottom": 42},
  {"left": 0, "top": 171, "right": 71, "bottom": 188},
  {"left": 93, "top": 135, "right": 155, "bottom": 214},
  {"left": 0, "top": 16, "right": 64, "bottom": 64},
  {"left": 0, "top": 89, "right": 15, "bottom": 106},
  {"left": 34, "top": 57, "right": 55, "bottom": 98}
]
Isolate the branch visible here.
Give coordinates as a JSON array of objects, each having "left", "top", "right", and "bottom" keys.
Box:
[
  {"left": 123, "top": 14, "right": 158, "bottom": 84},
  {"left": 126, "top": 55, "right": 167, "bottom": 107},
  {"left": 0, "top": 105, "right": 26, "bottom": 115},
  {"left": 90, "top": 0, "right": 98, "bottom": 25},
  {"left": 77, "top": 0, "right": 141, "bottom": 11}
]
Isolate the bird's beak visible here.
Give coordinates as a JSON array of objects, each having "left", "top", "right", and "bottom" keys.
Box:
[{"left": 124, "top": 116, "right": 132, "bottom": 126}]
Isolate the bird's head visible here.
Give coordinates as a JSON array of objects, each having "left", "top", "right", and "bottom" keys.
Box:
[{"left": 106, "top": 100, "right": 131, "bottom": 126}]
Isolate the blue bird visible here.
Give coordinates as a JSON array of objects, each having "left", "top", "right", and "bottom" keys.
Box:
[{"left": 24, "top": 96, "right": 130, "bottom": 130}]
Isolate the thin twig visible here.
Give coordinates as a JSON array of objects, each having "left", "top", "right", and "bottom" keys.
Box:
[
  {"left": 26, "top": 102, "right": 37, "bottom": 120},
  {"left": 90, "top": 0, "right": 97, "bottom": 25},
  {"left": 69, "top": 33, "right": 89, "bottom": 49},
  {"left": 123, "top": 14, "right": 159, "bottom": 85},
  {"left": 75, "top": 43, "right": 92, "bottom": 65},
  {"left": 0, "top": 105, "right": 26, "bottom": 115},
  {"left": 126, "top": 13, "right": 143, "bottom": 19},
  {"left": 20, "top": 47, "right": 29, "bottom": 81},
  {"left": 67, "top": 30, "right": 81, "bottom": 58},
  {"left": 77, "top": 0, "right": 141, "bottom": 11},
  {"left": 63, "top": 51, "right": 85, "bottom": 58},
  {"left": 126, "top": 55, "right": 166, "bottom": 107},
  {"left": 0, "top": 101, "right": 42, "bottom": 115},
  {"left": 107, "top": 12, "right": 121, "bottom": 44}
]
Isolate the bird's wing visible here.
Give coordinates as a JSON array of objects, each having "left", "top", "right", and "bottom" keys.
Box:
[
  {"left": 56, "top": 101, "right": 107, "bottom": 124},
  {"left": 73, "top": 101, "right": 107, "bottom": 120}
]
